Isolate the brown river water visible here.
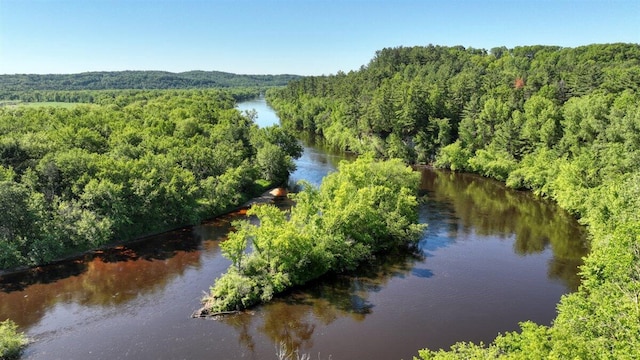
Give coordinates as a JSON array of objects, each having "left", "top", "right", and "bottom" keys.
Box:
[{"left": 0, "top": 99, "right": 588, "bottom": 359}]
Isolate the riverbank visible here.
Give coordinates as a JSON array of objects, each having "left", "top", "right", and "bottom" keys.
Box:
[
  {"left": 0, "top": 187, "right": 288, "bottom": 278},
  {"left": 2, "top": 97, "right": 588, "bottom": 360}
]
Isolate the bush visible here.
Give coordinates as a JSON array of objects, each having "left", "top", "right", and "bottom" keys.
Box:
[
  {"left": 0, "top": 319, "right": 28, "bottom": 359},
  {"left": 468, "top": 148, "right": 517, "bottom": 182},
  {"left": 434, "top": 140, "right": 470, "bottom": 171}
]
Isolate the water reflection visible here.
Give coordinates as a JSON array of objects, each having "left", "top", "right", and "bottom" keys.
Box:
[
  {"left": 0, "top": 214, "right": 236, "bottom": 330},
  {"left": 236, "top": 96, "right": 280, "bottom": 128},
  {"left": 421, "top": 169, "right": 588, "bottom": 290},
  {"left": 220, "top": 247, "right": 425, "bottom": 356},
  {"left": 219, "top": 166, "right": 588, "bottom": 356},
  {"left": 289, "top": 137, "right": 355, "bottom": 187},
  {"left": 0, "top": 163, "right": 590, "bottom": 359}
]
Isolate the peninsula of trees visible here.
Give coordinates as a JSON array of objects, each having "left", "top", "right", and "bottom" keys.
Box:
[
  {"left": 200, "top": 157, "right": 425, "bottom": 314},
  {"left": 267, "top": 43, "right": 640, "bottom": 358},
  {"left": 0, "top": 89, "right": 301, "bottom": 270}
]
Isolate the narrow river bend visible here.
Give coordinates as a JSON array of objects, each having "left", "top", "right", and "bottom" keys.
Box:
[{"left": 0, "top": 98, "right": 587, "bottom": 360}]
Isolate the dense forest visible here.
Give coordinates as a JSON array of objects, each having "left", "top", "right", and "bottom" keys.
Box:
[
  {"left": 0, "top": 71, "right": 300, "bottom": 92},
  {"left": 0, "top": 89, "right": 301, "bottom": 270},
  {"left": 267, "top": 43, "right": 640, "bottom": 358}
]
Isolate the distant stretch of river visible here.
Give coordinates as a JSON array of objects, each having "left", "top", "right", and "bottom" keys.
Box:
[{"left": 0, "top": 98, "right": 587, "bottom": 360}]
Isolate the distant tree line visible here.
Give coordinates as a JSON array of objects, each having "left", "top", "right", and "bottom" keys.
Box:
[
  {"left": 0, "top": 70, "right": 300, "bottom": 92},
  {"left": 267, "top": 43, "right": 640, "bottom": 358},
  {"left": 0, "top": 89, "right": 301, "bottom": 270},
  {"left": 0, "top": 87, "right": 264, "bottom": 105}
]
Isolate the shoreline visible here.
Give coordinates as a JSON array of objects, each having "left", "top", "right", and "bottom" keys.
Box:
[{"left": 0, "top": 187, "right": 288, "bottom": 278}]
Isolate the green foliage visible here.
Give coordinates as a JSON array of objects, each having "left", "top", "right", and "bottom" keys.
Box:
[
  {"left": 0, "top": 181, "right": 47, "bottom": 268},
  {"left": 415, "top": 342, "right": 498, "bottom": 360},
  {"left": 520, "top": 95, "right": 562, "bottom": 150},
  {"left": 204, "top": 157, "right": 425, "bottom": 312},
  {"left": 434, "top": 140, "right": 470, "bottom": 171},
  {"left": 468, "top": 147, "right": 517, "bottom": 182},
  {"left": 545, "top": 173, "right": 640, "bottom": 359},
  {"left": 0, "top": 90, "right": 301, "bottom": 270},
  {"left": 269, "top": 43, "right": 640, "bottom": 359},
  {"left": 505, "top": 147, "right": 559, "bottom": 196},
  {"left": 0, "top": 319, "right": 28, "bottom": 359},
  {"left": 200, "top": 162, "right": 257, "bottom": 216},
  {"left": 0, "top": 71, "right": 300, "bottom": 92},
  {"left": 255, "top": 143, "right": 296, "bottom": 185},
  {"left": 415, "top": 322, "right": 552, "bottom": 359},
  {"left": 269, "top": 44, "right": 640, "bottom": 166},
  {"left": 207, "top": 269, "right": 262, "bottom": 312},
  {"left": 549, "top": 221, "right": 640, "bottom": 359},
  {"left": 0, "top": 166, "right": 15, "bottom": 181}
]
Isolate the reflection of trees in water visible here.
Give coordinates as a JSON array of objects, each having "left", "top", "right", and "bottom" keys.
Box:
[
  {"left": 221, "top": 247, "right": 424, "bottom": 355},
  {"left": 421, "top": 169, "right": 589, "bottom": 289},
  {"left": 547, "top": 257, "right": 583, "bottom": 291},
  {"left": 222, "top": 312, "right": 257, "bottom": 353},
  {"left": 261, "top": 301, "right": 317, "bottom": 354},
  {"left": 0, "top": 224, "right": 218, "bottom": 329}
]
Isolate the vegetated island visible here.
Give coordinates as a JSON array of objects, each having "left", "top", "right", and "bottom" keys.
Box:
[
  {"left": 267, "top": 43, "right": 640, "bottom": 358},
  {"left": 196, "top": 156, "right": 425, "bottom": 316}
]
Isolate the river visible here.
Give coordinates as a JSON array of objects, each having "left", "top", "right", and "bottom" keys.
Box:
[{"left": 0, "top": 98, "right": 587, "bottom": 360}]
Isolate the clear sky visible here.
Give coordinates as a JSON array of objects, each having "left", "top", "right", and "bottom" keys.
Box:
[{"left": 1, "top": 0, "right": 638, "bottom": 75}]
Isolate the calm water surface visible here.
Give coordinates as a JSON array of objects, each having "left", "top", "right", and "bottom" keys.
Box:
[{"left": 0, "top": 99, "right": 588, "bottom": 359}]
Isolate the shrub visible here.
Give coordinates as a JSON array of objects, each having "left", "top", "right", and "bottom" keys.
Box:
[{"left": 0, "top": 319, "right": 28, "bottom": 359}]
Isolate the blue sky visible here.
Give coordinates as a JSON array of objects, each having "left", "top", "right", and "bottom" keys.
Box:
[{"left": 1, "top": 0, "right": 638, "bottom": 75}]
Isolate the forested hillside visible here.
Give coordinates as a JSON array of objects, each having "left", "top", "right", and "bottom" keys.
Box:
[
  {"left": 0, "top": 89, "right": 301, "bottom": 270},
  {"left": 267, "top": 43, "right": 640, "bottom": 358},
  {"left": 0, "top": 70, "right": 300, "bottom": 92}
]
